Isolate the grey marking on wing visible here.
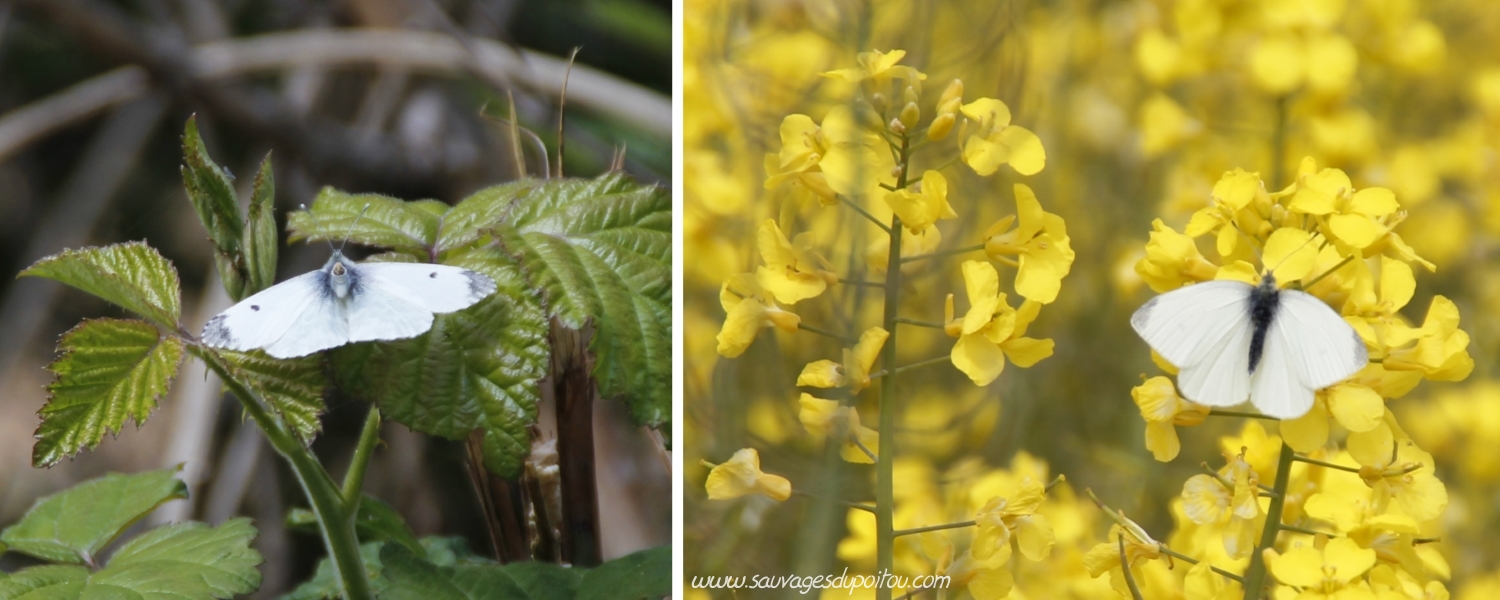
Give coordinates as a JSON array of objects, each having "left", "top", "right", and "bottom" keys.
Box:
[
  {"left": 465, "top": 269, "right": 497, "bottom": 299},
  {"left": 202, "top": 314, "right": 235, "bottom": 347},
  {"left": 1130, "top": 296, "right": 1158, "bottom": 332},
  {"left": 1353, "top": 331, "right": 1369, "bottom": 365}
]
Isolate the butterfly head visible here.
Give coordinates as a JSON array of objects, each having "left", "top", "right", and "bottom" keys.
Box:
[{"left": 323, "top": 250, "right": 360, "bottom": 299}]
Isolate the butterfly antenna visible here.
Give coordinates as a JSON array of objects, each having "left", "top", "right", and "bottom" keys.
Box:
[
  {"left": 299, "top": 204, "right": 337, "bottom": 253},
  {"left": 340, "top": 203, "right": 373, "bottom": 252}
]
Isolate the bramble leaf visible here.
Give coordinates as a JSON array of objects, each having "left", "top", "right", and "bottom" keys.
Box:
[
  {"left": 20, "top": 242, "right": 183, "bottom": 329},
  {"left": 331, "top": 256, "right": 548, "bottom": 478},
  {"left": 287, "top": 495, "right": 423, "bottom": 555},
  {"left": 0, "top": 467, "right": 187, "bottom": 564},
  {"left": 490, "top": 174, "right": 671, "bottom": 430},
  {"left": 219, "top": 349, "right": 326, "bottom": 442},
  {"left": 433, "top": 180, "right": 537, "bottom": 255},
  {"left": 243, "top": 154, "right": 279, "bottom": 297},
  {"left": 576, "top": 545, "right": 671, "bottom": 600},
  {"left": 32, "top": 319, "right": 184, "bottom": 467},
  {"left": 92, "top": 518, "right": 263, "bottom": 598},
  {"left": 182, "top": 116, "right": 247, "bottom": 300},
  {"left": 288, "top": 189, "right": 449, "bottom": 257},
  {"left": 378, "top": 544, "right": 537, "bottom": 600},
  {"left": 282, "top": 537, "right": 490, "bottom": 600}
]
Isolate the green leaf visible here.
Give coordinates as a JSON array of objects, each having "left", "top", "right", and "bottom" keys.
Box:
[
  {"left": 378, "top": 544, "right": 532, "bottom": 600},
  {"left": 287, "top": 495, "right": 422, "bottom": 555},
  {"left": 91, "top": 518, "right": 263, "bottom": 598},
  {"left": 0, "top": 565, "right": 88, "bottom": 599},
  {"left": 434, "top": 181, "right": 538, "bottom": 255},
  {"left": 182, "top": 116, "right": 247, "bottom": 300},
  {"left": 331, "top": 257, "right": 549, "bottom": 478},
  {"left": 491, "top": 174, "right": 670, "bottom": 429},
  {"left": 242, "top": 153, "right": 279, "bottom": 297},
  {"left": 219, "top": 349, "right": 326, "bottom": 442},
  {"left": 33, "top": 319, "right": 185, "bottom": 468},
  {"left": 19, "top": 242, "right": 184, "bottom": 329},
  {"left": 576, "top": 545, "right": 671, "bottom": 600},
  {"left": 0, "top": 467, "right": 187, "bottom": 564},
  {"left": 288, "top": 189, "right": 448, "bottom": 257},
  {"left": 282, "top": 537, "right": 488, "bottom": 600}
]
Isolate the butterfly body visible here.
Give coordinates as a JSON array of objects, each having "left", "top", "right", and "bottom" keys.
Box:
[
  {"left": 202, "top": 250, "right": 496, "bottom": 359},
  {"left": 1131, "top": 276, "right": 1366, "bottom": 419}
]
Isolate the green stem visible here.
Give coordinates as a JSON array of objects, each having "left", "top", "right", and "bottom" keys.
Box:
[
  {"left": 191, "top": 345, "right": 371, "bottom": 600},
  {"left": 893, "top": 317, "right": 945, "bottom": 329},
  {"left": 791, "top": 490, "right": 875, "bottom": 513},
  {"left": 799, "top": 323, "right": 858, "bottom": 343},
  {"left": 342, "top": 406, "right": 382, "bottom": 509},
  {"left": 870, "top": 355, "right": 952, "bottom": 380},
  {"left": 1299, "top": 255, "right": 1354, "bottom": 290},
  {"left": 1158, "top": 546, "right": 1245, "bottom": 583},
  {"left": 1281, "top": 524, "right": 1335, "bottom": 537},
  {"left": 1207, "top": 408, "right": 1278, "bottom": 421},
  {"left": 893, "top": 520, "right": 975, "bottom": 537},
  {"left": 900, "top": 243, "right": 985, "bottom": 264},
  {"left": 1119, "top": 535, "right": 1145, "bottom": 600},
  {"left": 1242, "top": 443, "right": 1295, "bottom": 600},
  {"left": 1290, "top": 454, "right": 1362, "bottom": 474},
  {"left": 839, "top": 195, "right": 892, "bottom": 233},
  {"left": 875, "top": 133, "right": 911, "bottom": 600}
]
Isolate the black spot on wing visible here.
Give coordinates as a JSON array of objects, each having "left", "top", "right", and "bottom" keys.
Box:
[
  {"left": 464, "top": 269, "right": 497, "bottom": 299},
  {"left": 1130, "top": 296, "right": 1158, "bottom": 332},
  {"left": 202, "top": 314, "right": 236, "bottom": 347}
]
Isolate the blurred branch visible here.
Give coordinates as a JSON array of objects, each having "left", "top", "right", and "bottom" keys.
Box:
[{"left": 0, "top": 67, "right": 150, "bottom": 165}]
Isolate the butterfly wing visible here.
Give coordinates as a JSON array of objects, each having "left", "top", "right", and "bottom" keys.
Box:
[
  {"left": 202, "top": 271, "right": 323, "bottom": 352},
  {"left": 356, "top": 262, "right": 496, "bottom": 313},
  {"left": 345, "top": 286, "right": 435, "bottom": 344},
  {"left": 1250, "top": 289, "right": 1368, "bottom": 418},
  {"left": 260, "top": 296, "right": 351, "bottom": 359},
  {"left": 1132, "top": 280, "right": 1255, "bottom": 407}
]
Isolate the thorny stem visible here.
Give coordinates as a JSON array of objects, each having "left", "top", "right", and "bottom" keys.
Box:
[
  {"left": 1243, "top": 443, "right": 1296, "bottom": 600},
  {"left": 791, "top": 489, "right": 875, "bottom": 513},
  {"left": 1291, "top": 454, "right": 1363, "bottom": 474},
  {"left": 900, "top": 243, "right": 985, "bottom": 264},
  {"left": 191, "top": 345, "right": 372, "bottom": 600},
  {"left": 875, "top": 131, "right": 911, "bottom": 600},
  {"left": 893, "top": 520, "right": 976, "bottom": 537}
]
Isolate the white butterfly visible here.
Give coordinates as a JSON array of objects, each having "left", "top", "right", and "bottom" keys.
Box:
[
  {"left": 1130, "top": 273, "right": 1367, "bottom": 419},
  {"left": 202, "top": 249, "right": 496, "bottom": 358}
]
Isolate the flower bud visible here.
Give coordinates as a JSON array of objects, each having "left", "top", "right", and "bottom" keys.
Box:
[
  {"left": 870, "top": 93, "right": 889, "bottom": 115},
  {"left": 899, "top": 102, "right": 921, "bottom": 129},
  {"left": 889, "top": 117, "right": 907, "bottom": 134},
  {"left": 939, "top": 79, "right": 964, "bottom": 106},
  {"left": 903, "top": 85, "right": 920, "bottom": 106},
  {"left": 928, "top": 113, "right": 955, "bottom": 141}
]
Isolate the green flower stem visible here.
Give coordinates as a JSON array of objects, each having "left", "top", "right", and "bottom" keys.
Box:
[
  {"left": 1242, "top": 442, "right": 1296, "bottom": 600},
  {"left": 893, "top": 317, "right": 946, "bottom": 329},
  {"left": 791, "top": 490, "right": 875, "bottom": 513},
  {"left": 342, "top": 406, "right": 382, "bottom": 510},
  {"left": 799, "top": 323, "right": 858, "bottom": 343},
  {"left": 892, "top": 520, "right": 976, "bottom": 537},
  {"left": 1290, "top": 454, "right": 1362, "bottom": 474},
  {"left": 1157, "top": 546, "right": 1245, "bottom": 583},
  {"left": 900, "top": 243, "right": 985, "bottom": 264},
  {"left": 1299, "top": 255, "right": 1355, "bottom": 290},
  {"left": 190, "top": 345, "right": 372, "bottom": 600},
  {"left": 1207, "top": 408, "right": 1278, "bottom": 421},
  {"left": 870, "top": 355, "right": 953, "bottom": 381},
  {"left": 875, "top": 133, "right": 911, "bottom": 600},
  {"left": 1280, "top": 524, "right": 1336, "bottom": 537},
  {"left": 1120, "top": 535, "right": 1146, "bottom": 600},
  {"left": 839, "top": 195, "right": 892, "bottom": 233}
]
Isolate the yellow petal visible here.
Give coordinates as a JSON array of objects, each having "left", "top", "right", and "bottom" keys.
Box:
[
  {"left": 1132, "top": 376, "right": 1181, "bottom": 424},
  {"left": 1215, "top": 260, "right": 1260, "bottom": 284},
  {"left": 706, "top": 448, "right": 790, "bottom": 501},
  {"left": 1349, "top": 187, "right": 1399, "bottom": 216},
  {"left": 1328, "top": 213, "right": 1384, "bottom": 249},
  {"left": 842, "top": 425, "right": 879, "bottom": 464},
  {"left": 999, "top": 126, "right": 1047, "bottom": 175},
  {"left": 1015, "top": 514, "right": 1055, "bottom": 560},
  {"left": 796, "top": 360, "right": 845, "bottom": 388},
  {"left": 924, "top": 170, "right": 955, "bottom": 219},
  {"left": 851, "top": 327, "right": 891, "bottom": 374},
  {"left": 1213, "top": 168, "right": 1262, "bottom": 210},
  {"left": 1324, "top": 538, "right": 1377, "bottom": 584},
  {"left": 969, "top": 562, "right": 1014, "bottom": 600},
  {"left": 884, "top": 189, "right": 934, "bottom": 232},
  {"left": 1014, "top": 184, "right": 1045, "bottom": 239},
  {"left": 1181, "top": 475, "right": 1229, "bottom": 524},
  {"left": 1263, "top": 228, "right": 1317, "bottom": 283},
  {"left": 1378, "top": 257, "right": 1415, "bottom": 310},
  {"left": 954, "top": 333, "right": 1007, "bottom": 386},
  {"left": 777, "top": 114, "right": 820, "bottom": 170},
  {"left": 756, "top": 265, "right": 827, "bottom": 305},
  {"left": 1145, "top": 421, "right": 1182, "bottom": 462},
  {"left": 1250, "top": 35, "right": 1305, "bottom": 94},
  {"left": 1269, "top": 546, "right": 1325, "bottom": 588},
  {"left": 960, "top": 98, "right": 1012, "bottom": 129},
  {"left": 1327, "top": 384, "right": 1384, "bottom": 433},
  {"left": 1282, "top": 401, "right": 1330, "bottom": 453},
  {"left": 797, "top": 393, "right": 840, "bottom": 434},
  {"left": 821, "top": 144, "right": 884, "bottom": 197},
  {"left": 1305, "top": 34, "right": 1359, "bottom": 95},
  {"left": 1016, "top": 234, "right": 1073, "bottom": 304},
  {"left": 717, "top": 298, "right": 767, "bottom": 358},
  {"left": 1347, "top": 422, "right": 1394, "bottom": 467},
  {"left": 962, "top": 134, "right": 1006, "bottom": 176},
  {"left": 1001, "top": 337, "right": 1054, "bottom": 367}
]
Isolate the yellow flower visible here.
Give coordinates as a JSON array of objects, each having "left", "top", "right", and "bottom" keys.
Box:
[
  {"left": 1135, "top": 219, "right": 1219, "bottom": 292},
  {"left": 945, "top": 261, "right": 1054, "bottom": 386},
  {"left": 983, "top": 184, "right": 1075, "bottom": 304},
  {"left": 1248, "top": 33, "right": 1358, "bottom": 96},
  {"left": 1185, "top": 168, "right": 1269, "bottom": 259},
  {"left": 1345, "top": 257, "right": 1422, "bottom": 351},
  {"left": 798, "top": 394, "right": 880, "bottom": 464},
  {"left": 947, "top": 550, "right": 1013, "bottom": 600},
  {"left": 1180, "top": 453, "right": 1262, "bottom": 559},
  {"left": 796, "top": 327, "right": 889, "bottom": 394},
  {"left": 1304, "top": 478, "right": 1429, "bottom": 580},
  {"left": 717, "top": 274, "right": 801, "bottom": 358},
  {"left": 927, "top": 79, "right": 964, "bottom": 141},
  {"left": 972, "top": 477, "right": 1054, "bottom": 562},
  {"left": 1348, "top": 422, "right": 1447, "bottom": 522},
  {"left": 1083, "top": 522, "right": 1165, "bottom": 597},
  {"left": 1283, "top": 379, "right": 1387, "bottom": 453},
  {"left": 1285, "top": 162, "right": 1401, "bottom": 253},
  {"left": 959, "top": 98, "right": 1046, "bottom": 176},
  {"left": 1383, "top": 296, "right": 1473, "bottom": 382},
  {"left": 755, "top": 219, "right": 836, "bottom": 305},
  {"left": 1268, "top": 538, "right": 1378, "bottom": 600},
  {"left": 884, "top": 170, "right": 955, "bottom": 233},
  {"left": 1131, "top": 376, "right": 1209, "bottom": 462},
  {"left": 1139, "top": 93, "right": 1200, "bottom": 156},
  {"left": 704, "top": 448, "right": 791, "bottom": 501},
  {"left": 821, "top": 48, "right": 926, "bottom": 87},
  {"left": 764, "top": 106, "right": 887, "bottom": 199}
]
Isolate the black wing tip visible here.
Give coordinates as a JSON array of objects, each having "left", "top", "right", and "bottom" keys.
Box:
[
  {"left": 1130, "top": 297, "right": 1158, "bottom": 333},
  {"left": 1353, "top": 330, "right": 1369, "bottom": 366},
  {"left": 465, "top": 269, "right": 498, "bottom": 299},
  {"left": 201, "top": 314, "right": 236, "bottom": 347}
]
